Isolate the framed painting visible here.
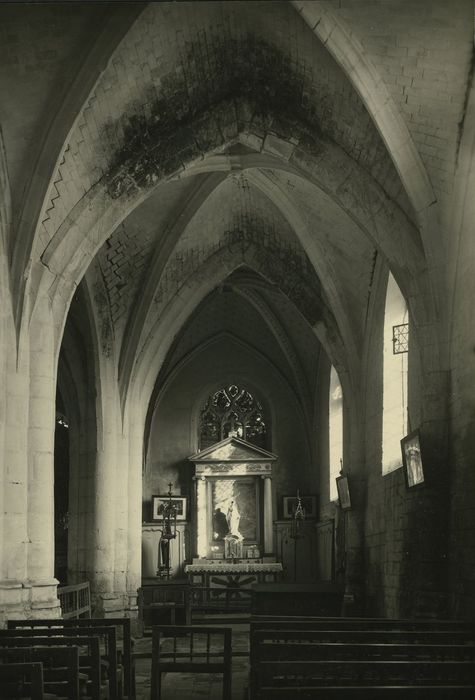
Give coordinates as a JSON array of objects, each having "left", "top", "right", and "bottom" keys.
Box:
[
  {"left": 336, "top": 475, "right": 352, "bottom": 510},
  {"left": 401, "top": 430, "right": 425, "bottom": 488},
  {"left": 151, "top": 495, "right": 188, "bottom": 522},
  {"left": 282, "top": 495, "right": 318, "bottom": 519}
]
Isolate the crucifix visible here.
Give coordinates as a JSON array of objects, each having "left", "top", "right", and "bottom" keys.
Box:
[{"left": 157, "top": 483, "right": 177, "bottom": 579}]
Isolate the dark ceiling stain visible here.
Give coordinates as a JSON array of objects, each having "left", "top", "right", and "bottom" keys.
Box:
[{"left": 103, "top": 36, "right": 340, "bottom": 198}]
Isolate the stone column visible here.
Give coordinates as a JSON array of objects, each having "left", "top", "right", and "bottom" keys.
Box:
[
  {"left": 89, "top": 373, "right": 118, "bottom": 617},
  {"left": 0, "top": 356, "right": 30, "bottom": 623},
  {"left": 126, "top": 402, "right": 144, "bottom": 619},
  {"left": 263, "top": 476, "right": 273, "bottom": 555},
  {"left": 27, "top": 302, "right": 60, "bottom": 617}
]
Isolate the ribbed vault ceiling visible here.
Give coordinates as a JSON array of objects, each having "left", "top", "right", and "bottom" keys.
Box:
[{"left": 1, "top": 0, "right": 429, "bottom": 411}]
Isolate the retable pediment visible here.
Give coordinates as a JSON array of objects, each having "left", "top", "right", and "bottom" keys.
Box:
[{"left": 189, "top": 437, "right": 277, "bottom": 463}]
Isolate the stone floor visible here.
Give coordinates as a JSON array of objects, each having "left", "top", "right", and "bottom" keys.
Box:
[{"left": 133, "top": 624, "right": 249, "bottom": 700}]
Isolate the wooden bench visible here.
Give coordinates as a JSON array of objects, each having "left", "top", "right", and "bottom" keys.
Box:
[
  {"left": 0, "top": 645, "right": 80, "bottom": 699},
  {"left": 8, "top": 617, "right": 133, "bottom": 699},
  {"left": 0, "top": 661, "right": 45, "bottom": 700},
  {"left": 0, "top": 631, "right": 105, "bottom": 699},
  {"left": 249, "top": 617, "right": 475, "bottom": 699},
  {"left": 256, "top": 658, "right": 475, "bottom": 682},
  {"left": 57, "top": 581, "right": 91, "bottom": 619},
  {"left": 138, "top": 582, "right": 191, "bottom": 633},
  {"left": 257, "top": 685, "right": 475, "bottom": 699},
  {"left": 251, "top": 615, "right": 475, "bottom": 631},
  {"left": 254, "top": 638, "right": 475, "bottom": 661},
  {"left": 251, "top": 584, "right": 344, "bottom": 617},
  {"left": 150, "top": 625, "right": 232, "bottom": 700}
]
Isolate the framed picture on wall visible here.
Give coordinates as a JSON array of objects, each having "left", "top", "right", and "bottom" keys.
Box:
[
  {"left": 151, "top": 495, "right": 188, "bottom": 522},
  {"left": 282, "top": 495, "right": 318, "bottom": 519},
  {"left": 401, "top": 430, "right": 425, "bottom": 488},
  {"left": 336, "top": 475, "right": 352, "bottom": 510}
]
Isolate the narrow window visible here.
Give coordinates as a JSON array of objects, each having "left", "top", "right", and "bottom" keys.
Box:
[
  {"left": 382, "top": 273, "right": 409, "bottom": 473},
  {"left": 329, "top": 366, "right": 343, "bottom": 500}
]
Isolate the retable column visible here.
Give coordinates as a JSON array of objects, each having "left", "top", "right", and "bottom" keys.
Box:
[
  {"left": 263, "top": 476, "right": 273, "bottom": 555},
  {"left": 196, "top": 476, "right": 207, "bottom": 558}
]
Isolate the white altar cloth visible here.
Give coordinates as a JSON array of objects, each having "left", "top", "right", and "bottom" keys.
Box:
[{"left": 185, "top": 562, "right": 283, "bottom": 574}]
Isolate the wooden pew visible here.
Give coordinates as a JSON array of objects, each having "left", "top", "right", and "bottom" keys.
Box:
[
  {"left": 258, "top": 685, "right": 475, "bottom": 699},
  {"left": 251, "top": 626, "right": 475, "bottom": 645},
  {"left": 0, "top": 632, "right": 103, "bottom": 699},
  {"left": 150, "top": 625, "right": 232, "bottom": 700},
  {"left": 0, "top": 645, "right": 80, "bottom": 699},
  {"left": 57, "top": 581, "right": 91, "bottom": 619},
  {"left": 254, "top": 638, "right": 475, "bottom": 661},
  {"left": 1, "top": 625, "right": 119, "bottom": 698},
  {"left": 8, "top": 617, "right": 133, "bottom": 699},
  {"left": 0, "top": 661, "right": 45, "bottom": 700},
  {"left": 249, "top": 617, "right": 475, "bottom": 699},
  {"left": 256, "top": 658, "right": 475, "bottom": 683},
  {"left": 251, "top": 615, "right": 475, "bottom": 631},
  {"left": 251, "top": 584, "right": 343, "bottom": 617},
  {"left": 138, "top": 582, "right": 191, "bottom": 632}
]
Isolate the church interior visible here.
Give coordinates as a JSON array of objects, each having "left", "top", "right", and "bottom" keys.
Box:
[{"left": 1, "top": 0, "right": 475, "bottom": 697}]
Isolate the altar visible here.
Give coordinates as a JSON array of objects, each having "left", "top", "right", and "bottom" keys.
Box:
[
  {"left": 188, "top": 437, "right": 282, "bottom": 585},
  {"left": 185, "top": 560, "right": 282, "bottom": 588}
]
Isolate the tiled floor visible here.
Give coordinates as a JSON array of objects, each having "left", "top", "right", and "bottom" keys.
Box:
[{"left": 134, "top": 624, "right": 249, "bottom": 700}]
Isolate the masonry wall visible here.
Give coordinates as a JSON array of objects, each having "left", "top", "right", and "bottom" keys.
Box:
[
  {"left": 446, "top": 90, "right": 475, "bottom": 617},
  {"left": 357, "top": 265, "right": 448, "bottom": 618}
]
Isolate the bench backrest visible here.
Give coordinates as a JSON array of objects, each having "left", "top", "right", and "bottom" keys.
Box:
[
  {"left": 250, "top": 615, "right": 475, "bottom": 631},
  {"left": 257, "top": 685, "right": 475, "bottom": 699},
  {"left": 250, "top": 618, "right": 475, "bottom": 698},
  {"left": 251, "top": 628, "right": 475, "bottom": 645},
  {"left": 151, "top": 625, "right": 232, "bottom": 700},
  {"left": 0, "top": 661, "right": 45, "bottom": 700},
  {"left": 57, "top": 581, "right": 91, "bottom": 619},
  {"left": 0, "top": 645, "right": 79, "bottom": 699},
  {"left": 0, "top": 633, "right": 102, "bottom": 700},
  {"left": 256, "top": 658, "right": 475, "bottom": 683},
  {"left": 254, "top": 639, "right": 475, "bottom": 661},
  {"left": 7, "top": 617, "right": 132, "bottom": 699}
]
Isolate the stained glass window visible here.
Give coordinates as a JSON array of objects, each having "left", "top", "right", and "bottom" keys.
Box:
[{"left": 199, "top": 384, "right": 267, "bottom": 449}]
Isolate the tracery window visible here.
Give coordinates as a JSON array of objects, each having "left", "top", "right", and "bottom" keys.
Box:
[{"left": 199, "top": 384, "right": 267, "bottom": 449}]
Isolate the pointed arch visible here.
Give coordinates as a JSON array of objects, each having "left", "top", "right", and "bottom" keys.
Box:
[
  {"left": 292, "top": 1, "right": 436, "bottom": 219},
  {"left": 24, "top": 103, "right": 429, "bottom": 345},
  {"left": 127, "top": 246, "right": 345, "bottom": 419},
  {"left": 11, "top": 4, "right": 145, "bottom": 331}
]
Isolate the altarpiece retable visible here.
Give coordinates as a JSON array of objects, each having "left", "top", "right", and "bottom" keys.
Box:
[{"left": 186, "top": 437, "right": 282, "bottom": 586}]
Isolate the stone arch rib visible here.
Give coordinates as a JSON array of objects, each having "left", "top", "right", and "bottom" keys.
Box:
[{"left": 292, "top": 1, "right": 436, "bottom": 218}]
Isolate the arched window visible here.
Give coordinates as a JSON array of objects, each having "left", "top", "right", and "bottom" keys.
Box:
[
  {"left": 382, "top": 272, "right": 409, "bottom": 473},
  {"left": 329, "top": 366, "right": 343, "bottom": 500},
  {"left": 199, "top": 384, "right": 267, "bottom": 449}
]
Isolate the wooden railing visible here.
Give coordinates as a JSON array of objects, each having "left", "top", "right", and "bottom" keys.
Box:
[
  {"left": 190, "top": 585, "right": 252, "bottom": 613},
  {"left": 57, "top": 581, "right": 91, "bottom": 619}
]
